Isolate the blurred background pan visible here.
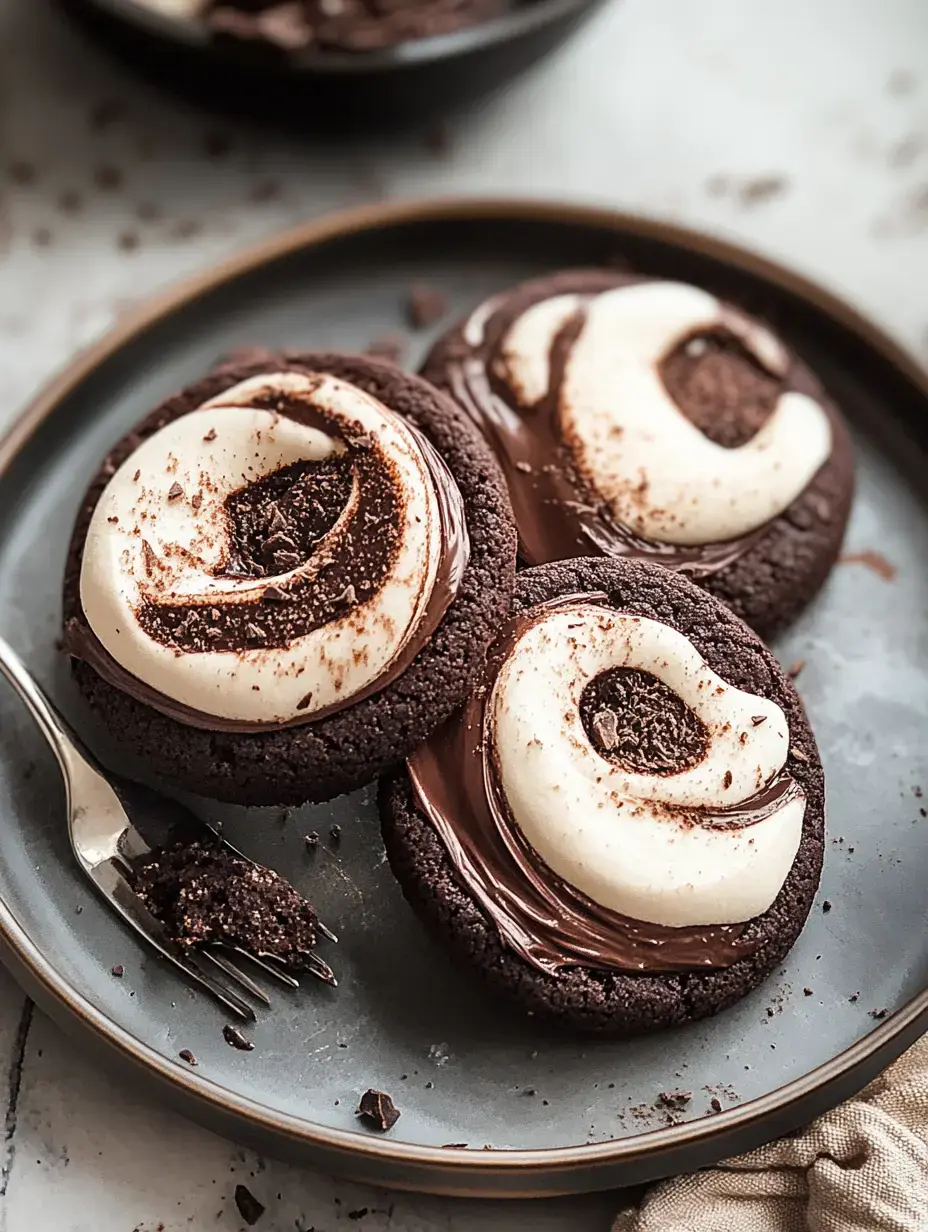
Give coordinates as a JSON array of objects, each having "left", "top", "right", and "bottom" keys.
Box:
[{"left": 57, "top": 0, "right": 605, "bottom": 128}]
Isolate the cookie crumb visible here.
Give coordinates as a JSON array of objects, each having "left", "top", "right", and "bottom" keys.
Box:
[
  {"left": 179, "top": 1048, "right": 197, "bottom": 1065},
  {"left": 870, "top": 1008, "right": 887, "bottom": 1019},
  {"left": 822, "top": 900, "right": 832, "bottom": 913},
  {"left": 788, "top": 659, "right": 806, "bottom": 679},
  {"left": 111, "top": 964, "right": 124, "bottom": 977},
  {"left": 803, "top": 987, "right": 813, "bottom": 996},
  {"left": 407, "top": 284, "right": 449, "bottom": 330},
  {"left": 234, "top": 1183, "right": 265, "bottom": 1225},
  {"left": 357, "top": 1088, "right": 400, "bottom": 1131},
  {"left": 223, "top": 1024, "right": 254, "bottom": 1051}
]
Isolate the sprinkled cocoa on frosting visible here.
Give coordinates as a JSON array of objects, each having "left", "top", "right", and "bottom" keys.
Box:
[
  {"left": 408, "top": 594, "right": 805, "bottom": 975},
  {"left": 67, "top": 370, "right": 469, "bottom": 730},
  {"left": 430, "top": 272, "right": 833, "bottom": 573}
]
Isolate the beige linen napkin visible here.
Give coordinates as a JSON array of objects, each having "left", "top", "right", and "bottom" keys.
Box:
[{"left": 613, "top": 1036, "right": 928, "bottom": 1232}]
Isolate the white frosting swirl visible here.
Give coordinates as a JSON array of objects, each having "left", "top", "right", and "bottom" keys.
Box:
[
  {"left": 497, "top": 281, "right": 832, "bottom": 545},
  {"left": 490, "top": 604, "right": 805, "bottom": 927},
  {"left": 80, "top": 372, "right": 445, "bottom": 725}
]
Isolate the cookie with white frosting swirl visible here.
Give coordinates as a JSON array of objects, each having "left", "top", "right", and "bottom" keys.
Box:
[
  {"left": 422, "top": 269, "right": 855, "bottom": 636},
  {"left": 380, "top": 557, "right": 825, "bottom": 1036},
  {"left": 63, "top": 352, "right": 517, "bottom": 806}
]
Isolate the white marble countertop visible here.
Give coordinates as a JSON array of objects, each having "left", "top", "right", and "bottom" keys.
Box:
[{"left": 0, "top": 0, "right": 926, "bottom": 1227}]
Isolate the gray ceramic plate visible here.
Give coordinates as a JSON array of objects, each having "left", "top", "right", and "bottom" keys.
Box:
[{"left": 1, "top": 200, "right": 927, "bottom": 1197}]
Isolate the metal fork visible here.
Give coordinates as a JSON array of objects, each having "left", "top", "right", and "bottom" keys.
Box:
[{"left": 0, "top": 633, "right": 336, "bottom": 1021}]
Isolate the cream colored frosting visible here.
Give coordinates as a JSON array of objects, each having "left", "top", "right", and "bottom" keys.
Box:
[
  {"left": 490, "top": 603, "right": 805, "bottom": 927},
  {"left": 496, "top": 281, "right": 832, "bottom": 545},
  {"left": 80, "top": 372, "right": 443, "bottom": 724}
]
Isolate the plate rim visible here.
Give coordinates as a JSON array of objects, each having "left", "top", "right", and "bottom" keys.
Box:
[{"left": 3, "top": 195, "right": 928, "bottom": 1192}]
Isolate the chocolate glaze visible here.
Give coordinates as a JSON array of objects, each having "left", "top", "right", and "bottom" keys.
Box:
[
  {"left": 66, "top": 381, "right": 470, "bottom": 732},
  {"left": 445, "top": 280, "right": 819, "bottom": 572},
  {"left": 408, "top": 594, "right": 803, "bottom": 975}
]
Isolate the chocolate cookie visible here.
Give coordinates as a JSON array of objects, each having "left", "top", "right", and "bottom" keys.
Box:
[
  {"left": 380, "top": 557, "right": 825, "bottom": 1035},
  {"left": 63, "top": 352, "right": 516, "bottom": 806},
  {"left": 421, "top": 269, "right": 855, "bottom": 637}
]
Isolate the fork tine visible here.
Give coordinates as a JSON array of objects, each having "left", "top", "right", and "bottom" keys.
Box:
[
  {"left": 203, "top": 949, "right": 271, "bottom": 1006},
  {"left": 93, "top": 861, "right": 256, "bottom": 1021},
  {"left": 231, "top": 948, "right": 300, "bottom": 990},
  {"left": 263, "top": 950, "right": 338, "bottom": 988},
  {"left": 317, "top": 921, "right": 339, "bottom": 944},
  {"left": 303, "top": 952, "right": 338, "bottom": 987}
]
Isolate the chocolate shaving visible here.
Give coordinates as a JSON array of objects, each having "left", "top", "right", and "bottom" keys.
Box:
[
  {"left": 590, "top": 708, "right": 619, "bottom": 751},
  {"left": 223, "top": 1024, "right": 255, "bottom": 1051},
  {"left": 132, "top": 469, "right": 141, "bottom": 482},
  {"left": 167, "top": 481, "right": 184, "bottom": 501},
  {"left": 234, "top": 1183, "right": 265, "bottom": 1226},
  {"left": 751, "top": 715, "right": 767, "bottom": 726},
  {"left": 141, "top": 539, "right": 159, "bottom": 575},
  {"left": 357, "top": 1088, "right": 400, "bottom": 1131},
  {"left": 203, "top": 427, "right": 217, "bottom": 442}
]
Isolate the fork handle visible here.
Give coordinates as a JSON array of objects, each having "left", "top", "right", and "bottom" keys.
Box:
[{"left": 0, "top": 633, "right": 94, "bottom": 780}]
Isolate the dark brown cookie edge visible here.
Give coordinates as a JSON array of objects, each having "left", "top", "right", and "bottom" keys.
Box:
[
  {"left": 63, "top": 352, "right": 517, "bottom": 806},
  {"left": 379, "top": 556, "right": 825, "bottom": 1036}
]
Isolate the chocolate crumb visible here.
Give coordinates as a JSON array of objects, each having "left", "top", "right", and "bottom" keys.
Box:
[
  {"left": 329, "top": 824, "right": 342, "bottom": 844},
  {"left": 849, "top": 993, "right": 859, "bottom": 1002},
  {"left": 766, "top": 1007, "right": 774, "bottom": 1017},
  {"left": 75, "top": 905, "right": 83, "bottom": 914},
  {"left": 179, "top": 1048, "right": 197, "bottom": 1065},
  {"left": 522, "top": 1087, "right": 536, "bottom": 1096},
  {"left": 788, "top": 659, "right": 806, "bottom": 679},
  {"left": 296, "top": 690, "right": 314, "bottom": 711},
  {"left": 751, "top": 715, "right": 767, "bottom": 726},
  {"left": 365, "top": 332, "right": 407, "bottom": 364},
  {"left": 723, "top": 770, "right": 733, "bottom": 790},
  {"left": 710, "top": 1098, "right": 722, "bottom": 1113},
  {"left": 167, "top": 481, "right": 184, "bottom": 501},
  {"left": 191, "top": 492, "right": 203, "bottom": 510},
  {"left": 357, "top": 1089, "right": 400, "bottom": 1131},
  {"left": 57, "top": 189, "right": 83, "bottom": 214},
  {"left": 407, "top": 285, "right": 449, "bottom": 330},
  {"left": 111, "top": 964, "right": 124, "bottom": 977},
  {"left": 803, "top": 987, "right": 813, "bottom": 996},
  {"left": 133, "top": 469, "right": 141, "bottom": 482},
  {"left": 425, "top": 1081, "right": 433, "bottom": 1089},
  {"left": 442, "top": 1143, "right": 468, "bottom": 1149},
  {"left": 657, "top": 1089, "right": 691, "bottom": 1108},
  {"left": 348, "top": 1209, "right": 368, "bottom": 1220},
  {"left": 8, "top": 159, "right": 36, "bottom": 185},
  {"left": 234, "top": 1183, "right": 265, "bottom": 1225},
  {"left": 304, "top": 831, "right": 320, "bottom": 849},
  {"left": 204, "top": 428, "right": 217, "bottom": 442},
  {"left": 870, "top": 1008, "right": 887, "bottom": 1019},
  {"left": 823, "top": 900, "right": 832, "bottom": 913},
  {"left": 223, "top": 1024, "right": 254, "bottom": 1051}
]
